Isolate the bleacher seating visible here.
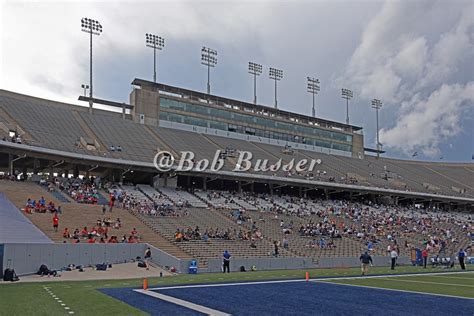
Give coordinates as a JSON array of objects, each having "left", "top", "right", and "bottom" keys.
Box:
[{"left": 0, "top": 91, "right": 472, "bottom": 197}]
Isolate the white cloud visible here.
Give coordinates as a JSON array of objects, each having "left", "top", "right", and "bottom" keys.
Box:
[
  {"left": 340, "top": 0, "right": 474, "bottom": 157},
  {"left": 379, "top": 83, "right": 474, "bottom": 156}
]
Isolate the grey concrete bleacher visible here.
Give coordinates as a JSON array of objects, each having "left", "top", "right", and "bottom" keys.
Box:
[
  {"left": 0, "top": 96, "right": 92, "bottom": 154},
  {"left": 158, "top": 187, "right": 207, "bottom": 208},
  {"left": 1, "top": 92, "right": 472, "bottom": 198},
  {"left": 137, "top": 185, "right": 173, "bottom": 206},
  {"left": 0, "top": 193, "right": 53, "bottom": 243},
  {"left": 80, "top": 112, "right": 158, "bottom": 161},
  {"left": 155, "top": 127, "right": 221, "bottom": 161},
  {"left": 194, "top": 191, "right": 242, "bottom": 209}
]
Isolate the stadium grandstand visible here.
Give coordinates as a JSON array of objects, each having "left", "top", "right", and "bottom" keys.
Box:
[
  {"left": 2, "top": 1, "right": 474, "bottom": 315},
  {"left": 0, "top": 79, "right": 473, "bottom": 273}
]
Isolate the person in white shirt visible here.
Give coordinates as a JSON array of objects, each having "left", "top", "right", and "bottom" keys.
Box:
[{"left": 390, "top": 249, "right": 398, "bottom": 270}]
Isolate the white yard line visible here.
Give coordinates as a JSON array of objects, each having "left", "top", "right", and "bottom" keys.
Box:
[
  {"left": 312, "top": 280, "right": 474, "bottom": 300},
  {"left": 134, "top": 289, "right": 230, "bottom": 316},
  {"left": 148, "top": 279, "right": 307, "bottom": 291},
  {"left": 43, "top": 286, "right": 76, "bottom": 314},
  {"left": 379, "top": 278, "right": 474, "bottom": 288},
  {"left": 434, "top": 276, "right": 474, "bottom": 281},
  {"left": 310, "top": 270, "right": 474, "bottom": 282}
]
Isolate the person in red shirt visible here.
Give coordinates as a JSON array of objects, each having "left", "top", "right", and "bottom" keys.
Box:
[
  {"left": 81, "top": 227, "right": 89, "bottom": 237},
  {"left": 87, "top": 237, "right": 96, "bottom": 243},
  {"left": 63, "top": 228, "right": 70, "bottom": 239},
  {"left": 52, "top": 214, "right": 59, "bottom": 232},
  {"left": 422, "top": 248, "right": 428, "bottom": 268}
]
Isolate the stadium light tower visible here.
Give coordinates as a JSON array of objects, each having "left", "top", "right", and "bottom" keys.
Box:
[
  {"left": 81, "top": 18, "right": 102, "bottom": 113},
  {"left": 341, "top": 88, "right": 353, "bottom": 125},
  {"left": 145, "top": 34, "right": 164, "bottom": 83},
  {"left": 307, "top": 77, "right": 320, "bottom": 118},
  {"left": 371, "top": 99, "right": 383, "bottom": 159},
  {"left": 81, "top": 84, "right": 89, "bottom": 97},
  {"left": 248, "top": 62, "right": 262, "bottom": 105},
  {"left": 201, "top": 46, "right": 217, "bottom": 95},
  {"left": 269, "top": 67, "right": 283, "bottom": 109}
]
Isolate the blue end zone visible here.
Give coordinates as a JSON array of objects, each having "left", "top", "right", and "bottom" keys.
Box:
[
  {"left": 100, "top": 281, "right": 474, "bottom": 316},
  {"left": 99, "top": 288, "right": 204, "bottom": 315}
]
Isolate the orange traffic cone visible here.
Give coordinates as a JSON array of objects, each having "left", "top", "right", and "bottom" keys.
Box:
[
  {"left": 143, "top": 278, "right": 148, "bottom": 290},
  {"left": 305, "top": 271, "right": 309, "bottom": 281}
]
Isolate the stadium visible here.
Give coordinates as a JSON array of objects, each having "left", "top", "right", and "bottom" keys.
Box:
[{"left": 1, "top": 1, "right": 473, "bottom": 315}]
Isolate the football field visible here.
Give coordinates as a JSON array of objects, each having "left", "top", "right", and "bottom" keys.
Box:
[{"left": 1, "top": 266, "right": 472, "bottom": 315}]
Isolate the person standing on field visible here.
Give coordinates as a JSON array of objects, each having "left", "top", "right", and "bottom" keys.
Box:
[
  {"left": 222, "top": 250, "right": 231, "bottom": 273},
  {"left": 458, "top": 248, "right": 466, "bottom": 270},
  {"left": 422, "top": 248, "right": 428, "bottom": 268},
  {"left": 359, "top": 251, "right": 373, "bottom": 275},
  {"left": 390, "top": 249, "right": 398, "bottom": 270}
]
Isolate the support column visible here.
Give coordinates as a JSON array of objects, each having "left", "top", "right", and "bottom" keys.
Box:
[
  {"left": 22, "top": 166, "right": 28, "bottom": 181},
  {"left": 270, "top": 183, "right": 274, "bottom": 196},
  {"left": 324, "top": 189, "right": 329, "bottom": 200},
  {"left": 299, "top": 186, "right": 303, "bottom": 198},
  {"left": 203, "top": 177, "right": 207, "bottom": 191},
  {"left": 8, "top": 153, "right": 13, "bottom": 176},
  {"left": 238, "top": 181, "right": 242, "bottom": 194},
  {"left": 73, "top": 166, "right": 79, "bottom": 179},
  {"left": 49, "top": 166, "right": 54, "bottom": 181},
  {"left": 250, "top": 182, "right": 254, "bottom": 193},
  {"left": 33, "top": 158, "right": 40, "bottom": 174}
]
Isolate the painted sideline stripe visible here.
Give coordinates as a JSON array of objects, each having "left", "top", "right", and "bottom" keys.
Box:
[
  {"left": 313, "top": 280, "right": 474, "bottom": 300},
  {"left": 147, "top": 271, "right": 473, "bottom": 291},
  {"left": 148, "top": 279, "right": 307, "bottom": 291},
  {"left": 134, "top": 289, "right": 230, "bottom": 316},
  {"left": 309, "top": 270, "right": 474, "bottom": 282},
  {"left": 380, "top": 278, "right": 474, "bottom": 288},
  {"left": 434, "top": 276, "right": 474, "bottom": 281}
]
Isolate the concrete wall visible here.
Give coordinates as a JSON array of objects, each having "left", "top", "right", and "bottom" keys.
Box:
[
  {"left": 130, "top": 88, "right": 160, "bottom": 126},
  {"left": 2, "top": 242, "right": 411, "bottom": 276},
  {"left": 147, "top": 244, "right": 188, "bottom": 273},
  {"left": 352, "top": 132, "right": 364, "bottom": 159},
  {"left": 201, "top": 255, "right": 410, "bottom": 273},
  {"left": 2, "top": 243, "right": 147, "bottom": 276},
  {"left": 316, "top": 255, "right": 410, "bottom": 268},
  {"left": 206, "top": 257, "right": 316, "bottom": 273}
]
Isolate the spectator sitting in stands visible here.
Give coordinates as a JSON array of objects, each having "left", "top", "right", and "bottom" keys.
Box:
[
  {"left": 110, "top": 145, "right": 116, "bottom": 152},
  {"left": 73, "top": 228, "right": 80, "bottom": 239},
  {"left": 117, "top": 145, "right": 122, "bottom": 151},
  {"left": 114, "top": 218, "right": 121, "bottom": 229},
  {"left": 63, "top": 228, "right": 71, "bottom": 239},
  {"left": 81, "top": 226, "right": 89, "bottom": 237}
]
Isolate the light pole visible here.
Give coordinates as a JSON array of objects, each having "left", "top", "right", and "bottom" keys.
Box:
[
  {"left": 307, "top": 77, "right": 320, "bottom": 118},
  {"left": 269, "top": 67, "right": 283, "bottom": 109},
  {"left": 248, "top": 62, "right": 262, "bottom": 105},
  {"left": 146, "top": 33, "right": 164, "bottom": 83},
  {"left": 371, "top": 99, "right": 383, "bottom": 159},
  {"left": 81, "top": 84, "right": 89, "bottom": 97},
  {"left": 341, "top": 88, "right": 353, "bottom": 125},
  {"left": 81, "top": 18, "right": 102, "bottom": 113},
  {"left": 201, "top": 46, "right": 217, "bottom": 95}
]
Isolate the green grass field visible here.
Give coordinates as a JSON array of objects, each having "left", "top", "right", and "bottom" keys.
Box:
[
  {"left": 321, "top": 270, "right": 474, "bottom": 298},
  {"left": 0, "top": 266, "right": 472, "bottom": 316}
]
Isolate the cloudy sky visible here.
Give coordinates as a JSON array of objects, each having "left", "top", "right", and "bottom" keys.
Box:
[{"left": 1, "top": 0, "right": 473, "bottom": 162}]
